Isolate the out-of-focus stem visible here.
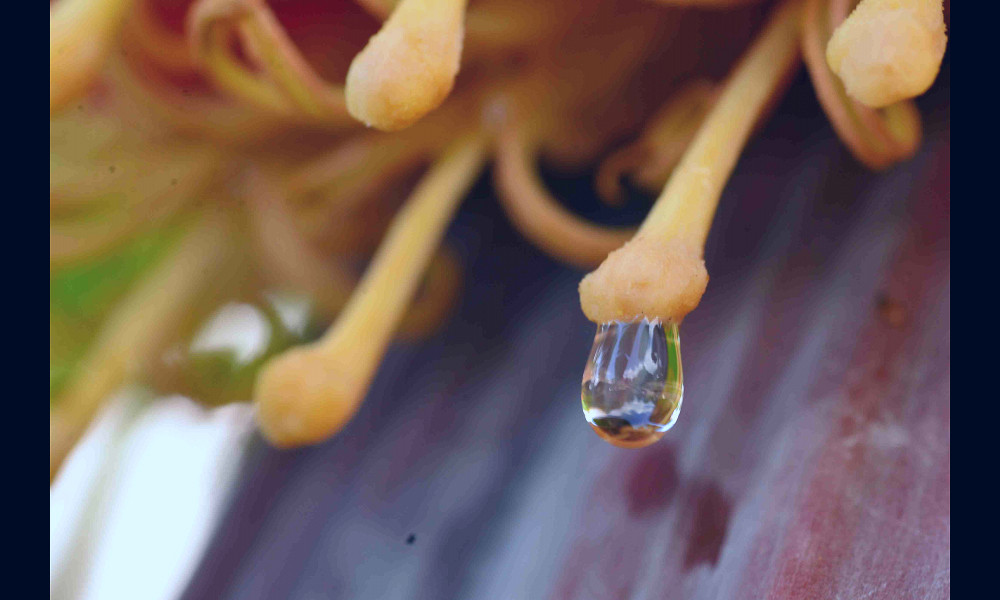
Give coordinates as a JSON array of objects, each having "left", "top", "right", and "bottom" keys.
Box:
[
  {"left": 50, "top": 0, "right": 135, "bottom": 114},
  {"left": 243, "top": 168, "right": 357, "bottom": 316},
  {"left": 188, "top": 0, "right": 353, "bottom": 126},
  {"left": 50, "top": 212, "right": 237, "bottom": 482}
]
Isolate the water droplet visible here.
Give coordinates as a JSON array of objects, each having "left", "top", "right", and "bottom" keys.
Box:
[{"left": 581, "top": 319, "right": 684, "bottom": 448}]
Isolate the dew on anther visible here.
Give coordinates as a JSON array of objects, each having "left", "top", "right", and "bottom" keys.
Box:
[{"left": 581, "top": 319, "right": 683, "bottom": 448}]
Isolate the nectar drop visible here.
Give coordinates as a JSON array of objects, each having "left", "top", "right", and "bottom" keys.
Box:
[{"left": 581, "top": 319, "right": 684, "bottom": 448}]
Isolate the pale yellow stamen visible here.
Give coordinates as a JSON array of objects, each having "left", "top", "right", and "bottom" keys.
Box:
[
  {"left": 580, "top": 0, "right": 804, "bottom": 324},
  {"left": 826, "top": 0, "right": 946, "bottom": 108},
  {"left": 253, "top": 134, "right": 486, "bottom": 447},
  {"left": 346, "top": 0, "right": 469, "bottom": 131}
]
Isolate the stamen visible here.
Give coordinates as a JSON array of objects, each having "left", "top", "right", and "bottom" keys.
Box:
[
  {"left": 253, "top": 134, "right": 486, "bottom": 447},
  {"left": 579, "top": 0, "right": 804, "bottom": 448},
  {"left": 346, "top": 0, "right": 470, "bottom": 131},
  {"left": 580, "top": 0, "right": 804, "bottom": 324},
  {"left": 801, "top": 0, "right": 923, "bottom": 170},
  {"left": 826, "top": 0, "right": 946, "bottom": 108}
]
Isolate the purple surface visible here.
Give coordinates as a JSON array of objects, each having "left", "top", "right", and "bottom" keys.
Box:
[{"left": 182, "top": 70, "right": 950, "bottom": 600}]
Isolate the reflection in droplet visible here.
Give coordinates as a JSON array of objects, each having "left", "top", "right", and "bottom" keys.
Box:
[{"left": 581, "top": 319, "right": 683, "bottom": 448}]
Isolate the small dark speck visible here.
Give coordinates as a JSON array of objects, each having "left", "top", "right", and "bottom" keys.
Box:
[
  {"left": 77, "top": 105, "right": 84, "bottom": 111},
  {"left": 109, "top": 166, "right": 116, "bottom": 174},
  {"left": 875, "top": 293, "right": 907, "bottom": 328},
  {"left": 406, "top": 534, "right": 416, "bottom": 545},
  {"left": 171, "top": 178, "right": 179, "bottom": 186},
  {"left": 182, "top": 89, "right": 191, "bottom": 97}
]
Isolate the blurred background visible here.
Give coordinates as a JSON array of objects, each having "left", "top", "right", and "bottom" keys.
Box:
[{"left": 50, "top": 57, "right": 950, "bottom": 600}]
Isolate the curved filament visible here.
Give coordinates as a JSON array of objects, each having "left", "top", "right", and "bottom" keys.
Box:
[
  {"left": 596, "top": 80, "right": 718, "bottom": 206},
  {"left": 801, "top": 0, "right": 921, "bottom": 170},
  {"left": 122, "top": 0, "right": 199, "bottom": 76},
  {"left": 494, "top": 123, "right": 634, "bottom": 269},
  {"left": 112, "top": 52, "right": 285, "bottom": 144},
  {"left": 188, "top": 0, "right": 354, "bottom": 126}
]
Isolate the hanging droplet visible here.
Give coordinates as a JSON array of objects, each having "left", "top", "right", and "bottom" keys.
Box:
[{"left": 581, "top": 318, "right": 684, "bottom": 448}]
